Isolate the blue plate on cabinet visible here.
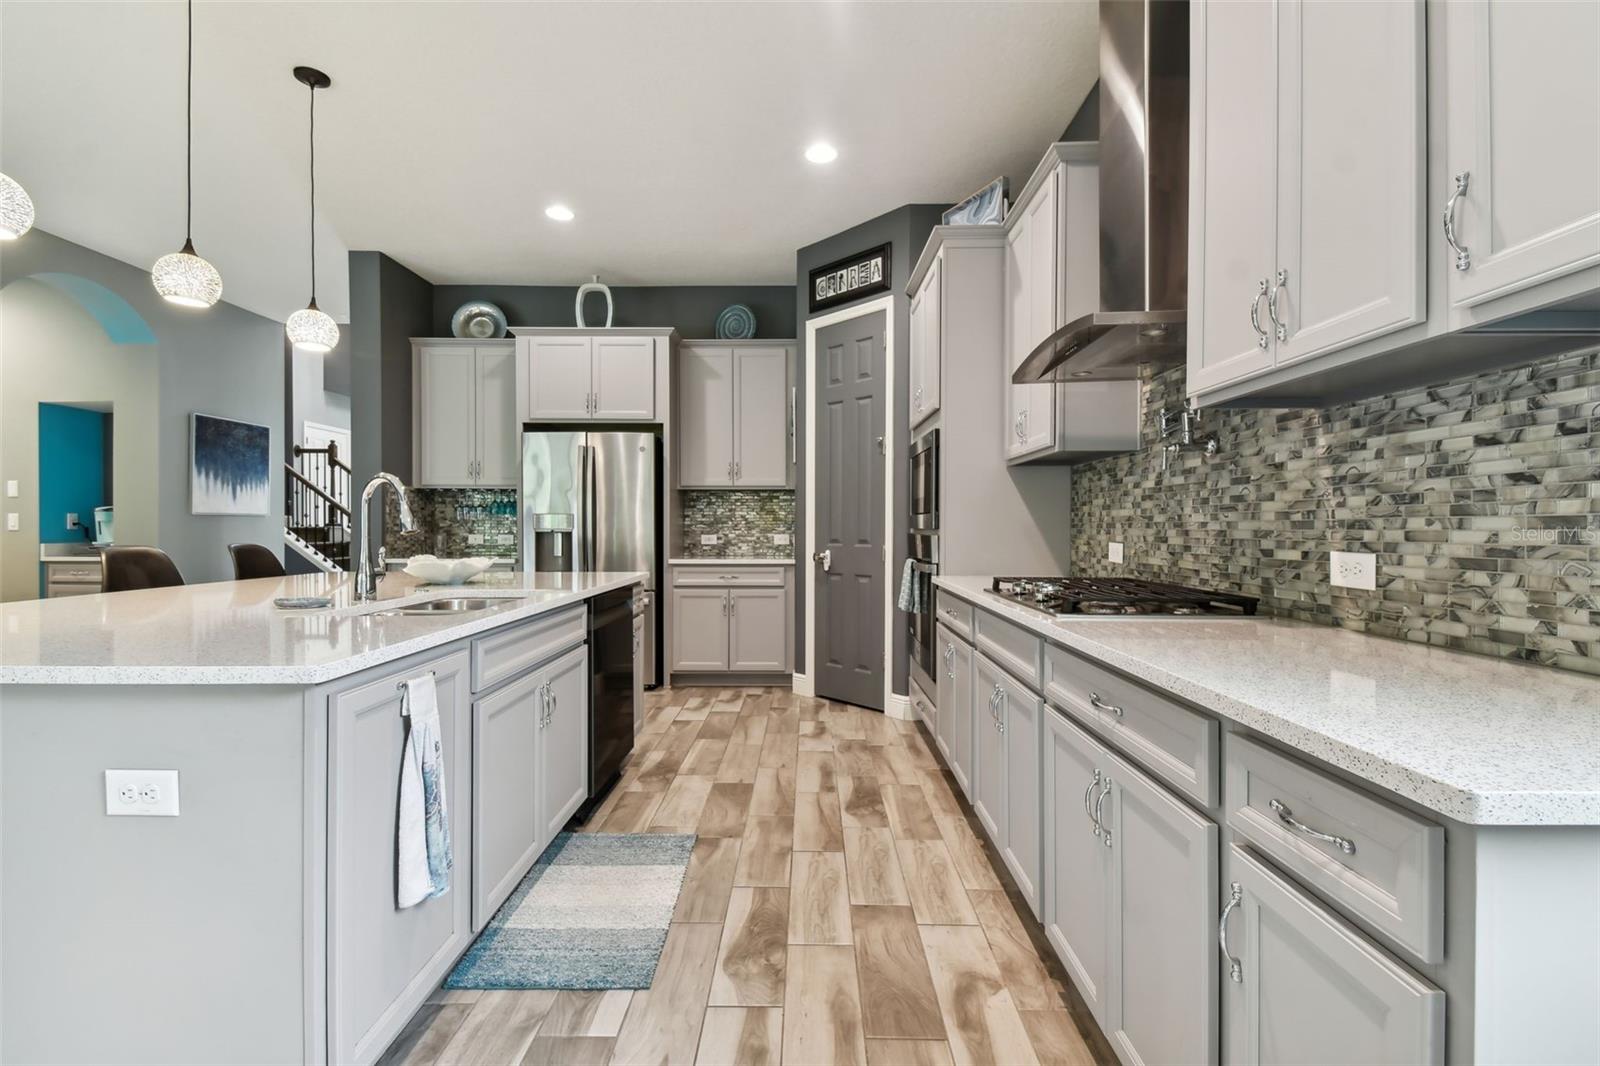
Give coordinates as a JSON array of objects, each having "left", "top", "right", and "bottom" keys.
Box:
[{"left": 714, "top": 304, "right": 756, "bottom": 340}]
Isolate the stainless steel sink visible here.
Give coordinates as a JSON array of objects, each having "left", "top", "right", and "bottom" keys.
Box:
[{"left": 370, "top": 597, "right": 507, "bottom": 618}]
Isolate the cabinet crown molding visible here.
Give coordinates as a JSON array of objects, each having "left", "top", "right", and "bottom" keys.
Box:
[{"left": 508, "top": 326, "right": 678, "bottom": 338}]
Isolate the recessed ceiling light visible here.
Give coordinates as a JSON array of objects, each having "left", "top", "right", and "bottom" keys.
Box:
[
  {"left": 804, "top": 142, "right": 838, "bottom": 165},
  {"left": 545, "top": 204, "right": 575, "bottom": 222}
]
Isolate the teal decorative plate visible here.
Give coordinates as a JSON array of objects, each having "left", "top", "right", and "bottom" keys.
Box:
[{"left": 714, "top": 303, "right": 756, "bottom": 340}]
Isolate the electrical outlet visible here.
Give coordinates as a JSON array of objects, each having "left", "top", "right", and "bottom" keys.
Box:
[
  {"left": 772, "top": 533, "right": 791, "bottom": 546},
  {"left": 5, "top": 480, "right": 17, "bottom": 497},
  {"left": 5, "top": 513, "right": 17, "bottom": 532},
  {"left": 104, "top": 770, "right": 180, "bottom": 817},
  {"left": 466, "top": 532, "right": 485, "bottom": 546},
  {"left": 1330, "top": 550, "right": 1377, "bottom": 591},
  {"left": 700, "top": 534, "right": 720, "bottom": 546},
  {"left": 66, "top": 512, "right": 80, "bottom": 530},
  {"left": 1108, "top": 541, "right": 1124, "bottom": 564}
]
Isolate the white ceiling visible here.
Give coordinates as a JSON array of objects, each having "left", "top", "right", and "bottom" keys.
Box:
[{"left": 1, "top": 1, "right": 1098, "bottom": 324}]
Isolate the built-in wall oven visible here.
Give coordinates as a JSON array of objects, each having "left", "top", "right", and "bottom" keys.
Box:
[
  {"left": 907, "top": 531, "right": 939, "bottom": 697},
  {"left": 909, "top": 428, "right": 939, "bottom": 531}
]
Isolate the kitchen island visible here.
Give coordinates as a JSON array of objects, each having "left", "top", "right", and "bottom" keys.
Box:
[{"left": 0, "top": 569, "right": 644, "bottom": 1065}]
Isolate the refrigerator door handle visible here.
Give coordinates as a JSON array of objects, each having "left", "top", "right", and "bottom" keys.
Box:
[{"left": 581, "top": 442, "right": 598, "bottom": 572}]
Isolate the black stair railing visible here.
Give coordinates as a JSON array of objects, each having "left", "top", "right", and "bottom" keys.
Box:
[{"left": 286, "top": 441, "right": 353, "bottom": 567}]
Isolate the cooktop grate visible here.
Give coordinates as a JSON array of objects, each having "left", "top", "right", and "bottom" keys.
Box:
[{"left": 990, "top": 576, "right": 1259, "bottom": 616}]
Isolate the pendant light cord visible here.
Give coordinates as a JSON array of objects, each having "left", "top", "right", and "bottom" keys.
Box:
[
  {"left": 308, "top": 81, "right": 317, "bottom": 301},
  {"left": 185, "top": 0, "right": 193, "bottom": 241}
]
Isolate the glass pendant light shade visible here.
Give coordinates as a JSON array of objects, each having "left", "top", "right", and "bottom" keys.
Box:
[
  {"left": 286, "top": 301, "right": 339, "bottom": 353},
  {"left": 0, "top": 173, "right": 35, "bottom": 239},
  {"left": 152, "top": 238, "right": 223, "bottom": 307}
]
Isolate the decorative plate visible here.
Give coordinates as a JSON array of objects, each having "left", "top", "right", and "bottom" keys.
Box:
[
  {"left": 714, "top": 303, "right": 757, "bottom": 339},
  {"left": 403, "top": 555, "right": 495, "bottom": 585},
  {"left": 450, "top": 301, "right": 508, "bottom": 339}
]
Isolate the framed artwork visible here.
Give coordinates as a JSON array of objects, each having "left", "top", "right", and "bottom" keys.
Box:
[{"left": 191, "top": 413, "right": 271, "bottom": 515}]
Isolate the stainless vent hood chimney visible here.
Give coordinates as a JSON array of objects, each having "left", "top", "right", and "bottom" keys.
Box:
[{"left": 1013, "top": 0, "right": 1190, "bottom": 384}]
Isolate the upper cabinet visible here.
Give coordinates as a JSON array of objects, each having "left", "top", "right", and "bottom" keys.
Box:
[
  {"left": 413, "top": 340, "right": 518, "bottom": 487},
  {"left": 909, "top": 254, "right": 942, "bottom": 427},
  {"left": 1189, "top": 0, "right": 1600, "bottom": 407},
  {"left": 517, "top": 331, "right": 667, "bottom": 422},
  {"left": 676, "top": 341, "right": 794, "bottom": 489},
  {"left": 1441, "top": 0, "right": 1600, "bottom": 309}
]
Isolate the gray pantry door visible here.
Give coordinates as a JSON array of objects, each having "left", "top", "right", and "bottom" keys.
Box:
[{"left": 813, "top": 312, "right": 886, "bottom": 710}]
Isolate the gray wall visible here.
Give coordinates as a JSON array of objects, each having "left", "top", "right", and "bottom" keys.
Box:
[
  {"left": 0, "top": 230, "right": 285, "bottom": 597},
  {"left": 431, "top": 284, "right": 797, "bottom": 340},
  {"left": 348, "top": 251, "right": 434, "bottom": 552},
  {"left": 287, "top": 339, "right": 352, "bottom": 451},
  {"left": 794, "top": 204, "right": 946, "bottom": 701}
]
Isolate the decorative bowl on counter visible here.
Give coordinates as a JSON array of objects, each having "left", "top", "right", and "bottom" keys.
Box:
[{"left": 402, "top": 555, "right": 495, "bottom": 585}]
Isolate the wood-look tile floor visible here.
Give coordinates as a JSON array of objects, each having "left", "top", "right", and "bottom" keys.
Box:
[{"left": 380, "top": 687, "right": 1111, "bottom": 1066}]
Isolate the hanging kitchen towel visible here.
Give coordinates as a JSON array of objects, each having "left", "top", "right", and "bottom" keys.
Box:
[
  {"left": 896, "top": 558, "right": 918, "bottom": 613},
  {"left": 397, "top": 673, "right": 453, "bottom": 909}
]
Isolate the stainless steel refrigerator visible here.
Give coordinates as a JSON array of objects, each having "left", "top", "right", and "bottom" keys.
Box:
[{"left": 521, "top": 430, "right": 660, "bottom": 684}]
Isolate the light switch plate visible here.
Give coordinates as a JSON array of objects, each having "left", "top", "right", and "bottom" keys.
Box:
[
  {"left": 4, "top": 513, "right": 17, "bottom": 532},
  {"left": 1108, "top": 541, "right": 1124, "bottom": 564},
  {"left": 104, "top": 770, "right": 180, "bottom": 816},
  {"left": 700, "top": 534, "right": 720, "bottom": 546},
  {"left": 4, "top": 480, "right": 17, "bottom": 498},
  {"left": 772, "top": 533, "right": 791, "bottom": 546},
  {"left": 1331, "top": 550, "right": 1377, "bottom": 591}
]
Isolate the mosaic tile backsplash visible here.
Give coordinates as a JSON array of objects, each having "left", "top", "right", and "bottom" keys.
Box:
[
  {"left": 679, "top": 490, "right": 795, "bottom": 559},
  {"left": 385, "top": 488, "right": 519, "bottom": 560},
  {"left": 1070, "top": 348, "right": 1599, "bottom": 676}
]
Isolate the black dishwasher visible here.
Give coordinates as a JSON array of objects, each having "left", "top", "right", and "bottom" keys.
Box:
[{"left": 580, "top": 586, "right": 636, "bottom": 821}]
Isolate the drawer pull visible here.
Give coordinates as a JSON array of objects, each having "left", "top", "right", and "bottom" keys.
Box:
[
  {"left": 1088, "top": 692, "right": 1124, "bottom": 718},
  {"left": 1270, "top": 798, "right": 1356, "bottom": 855},
  {"left": 1219, "top": 881, "right": 1243, "bottom": 983}
]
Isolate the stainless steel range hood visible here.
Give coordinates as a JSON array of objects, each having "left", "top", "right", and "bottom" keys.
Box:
[{"left": 1013, "top": 0, "right": 1190, "bottom": 384}]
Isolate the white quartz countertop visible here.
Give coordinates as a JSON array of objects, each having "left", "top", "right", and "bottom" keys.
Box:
[
  {"left": 934, "top": 575, "right": 1600, "bottom": 826},
  {"left": 668, "top": 557, "right": 796, "bottom": 566},
  {"left": 0, "top": 570, "right": 644, "bottom": 687}
]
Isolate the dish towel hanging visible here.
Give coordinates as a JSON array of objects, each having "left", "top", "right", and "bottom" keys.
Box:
[
  {"left": 896, "top": 558, "right": 922, "bottom": 614},
  {"left": 397, "top": 673, "right": 453, "bottom": 909}
]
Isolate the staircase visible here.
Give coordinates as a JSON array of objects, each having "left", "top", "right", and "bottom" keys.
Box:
[{"left": 285, "top": 442, "right": 352, "bottom": 572}]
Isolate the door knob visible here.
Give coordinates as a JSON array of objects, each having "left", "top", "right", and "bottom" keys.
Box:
[{"left": 812, "top": 549, "right": 832, "bottom": 571}]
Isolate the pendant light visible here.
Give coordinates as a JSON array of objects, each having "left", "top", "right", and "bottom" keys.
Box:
[
  {"left": 0, "top": 173, "right": 35, "bottom": 240},
  {"left": 285, "top": 66, "right": 339, "bottom": 353},
  {"left": 151, "top": 0, "right": 223, "bottom": 308}
]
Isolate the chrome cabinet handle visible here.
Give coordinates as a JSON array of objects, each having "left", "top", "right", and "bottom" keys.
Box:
[
  {"left": 734, "top": 461, "right": 741, "bottom": 481},
  {"left": 1270, "top": 799, "right": 1356, "bottom": 855},
  {"left": 1013, "top": 411, "right": 1025, "bottom": 441},
  {"left": 1220, "top": 882, "right": 1243, "bottom": 983},
  {"left": 995, "top": 689, "right": 1006, "bottom": 734},
  {"left": 1249, "top": 279, "right": 1269, "bottom": 350},
  {"left": 1084, "top": 769, "right": 1102, "bottom": 832},
  {"left": 1266, "top": 269, "right": 1288, "bottom": 342},
  {"left": 943, "top": 643, "right": 956, "bottom": 680},
  {"left": 1088, "top": 692, "right": 1124, "bottom": 718},
  {"left": 1444, "top": 171, "right": 1471, "bottom": 271},
  {"left": 1093, "top": 779, "right": 1112, "bottom": 847}
]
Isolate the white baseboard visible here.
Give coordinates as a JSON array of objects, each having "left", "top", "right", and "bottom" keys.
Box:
[
  {"left": 884, "top": 692, "right": 914, "bottom": 721},
  {"left": 792, "top": 672, "right": 814, "bottom": 697}
]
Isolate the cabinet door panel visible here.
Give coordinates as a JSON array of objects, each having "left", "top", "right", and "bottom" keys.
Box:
[
  {"left": 1000, "top": 674, "right": 1042, "bottom": 917},
  {"left": 417, "top": 346, "right": 478, "bottom": 486},
  {"left": 1274, "top": 0, "right": 1424, "bottom": 365},
  {"left": 935, "top": 625, "right": 974, "bottom": 799},
  {"left": 971, "top": 654, "right": 1007, "bottom": 844},
  {"left": 1003, "top": 223, "right": 1031, "bottom": 459},
  {"left": 328, "top": 651, "right": 472, "bottom": 1065},
  {"left": 1224, "top": 845, "right": 1444, "bottom": 1066},
  {"left": 593, "top": 336, "right": 655, "bottom": 420},
  {"left": 539, "top": 645, "right": 590, "bottom": 845},
  {"left": 733, "top": 347, "right": 791, "bottom": 487},
  {"left": 1019, "top": 174, "right": 1058, "bottom": 455},
  {"left": 912, "top": 259, "right": 942, "bottom": 426},
  {"left": 1188, "top": 0, "right": 1278, "bottom": 393},
  {"left": 1445, "top": 0, "right": 1600, "bottom": 307},
  {"left": 909, "top": 286, "right": 925, "bottom": 424},
  {"left": 728, "top": 587, "right": 788, "bottom": 671},
  {"left": 1043, "top": 704, "right": 1111, "bottom": 1023},
  {"left": 671, "top": 588, "right": 730, "bottom": 671},
  {"left": 678, "top": 348, "right": 734, "bottom": 487},
  {"left": 472, "top": 669, "right": 542, "bottom": 928},
  {"left": 475, "top": 346, "right": 519, "bottom": 486},
  {"left": 528, "top": 337, "right": 595, "bottom": 420},
  {"left": 1105, "top": 753, "right": 1218, "bottom": 1066}
]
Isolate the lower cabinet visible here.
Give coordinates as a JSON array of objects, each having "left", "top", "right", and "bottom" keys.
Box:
[
  {"left": 668, "top": 565, "right": 794, "bottom": 676},
  {"left": 728, "top": 587, "right": 788, "bottom": 670},
  {"left": 328, "top": 649, "right": 474, "bottom": 1066},
  {"left": 1043, "top": 702, "right": 1217, "bottom": 1062},
  {"left": 538, "top": 645, "right": 590, "bottom": 842},
  {"left": 1222, "top": 844, "right": 1444, "bottom": 1065},
  {"left": 973, "top": 651, "right": 1042, "bottom": 917},
  {"left": 935, "top": 624, "right": 974, "bottom": 798}
]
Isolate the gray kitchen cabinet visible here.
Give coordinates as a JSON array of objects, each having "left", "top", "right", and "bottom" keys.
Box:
[
  {"left": 538, "top": 644, "right": 590, "bottom": 842},
  {"left": 677, "top": 341, "right": 794, "bottom": 488},
  {"left": 522, "top": 334, "right": 659, "bottom": 422},
  {"left": 413, "top": 340, "right": 518, "bottom": 487},
  {"left": 1441, "top": 0, "right": 1600, "bottom": 310},
  {"left": 43, "top": 558, "right": 102, "bottom": 598},
  {"left": 670, "top": 586, "right": 731, "bottom": 671},
  {"left": 327, "top": 649, "right": 473, "bottom": 1066},
  {"left": 909, "top": 253, "right": 941, "bottom": 426},
  {"left": 935, "top": 624, "right": 974, "bottom": 799},
  {"left": 728, "top": 586, "right": 788, "bottom": 671},
  {"left": 1000, "top": 669, "right": 1042, "bottom": 916},
  {"left": 1043, "top": 702, "right": 1112, "bottom": 1023},
  {"left": 972, "top": 652, "right": 1008, "bottom": 841},
  {"left": 472, "top": 668, "right": 543, "bottom": 929},
  {"left": 1222, "top": 844, "right": 1444, "bottom": 1066},
  {"left": 1003, "top": 178, "right": 1058, "bottom": 459}
]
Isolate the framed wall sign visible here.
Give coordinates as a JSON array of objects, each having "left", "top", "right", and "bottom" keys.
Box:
[{"left": 809, "top": 244, "right": 891, "bottom": 314}]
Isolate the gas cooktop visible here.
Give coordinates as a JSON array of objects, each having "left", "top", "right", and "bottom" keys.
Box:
[{"left": 990, "top": 576, "right": 1259, "bottom": 616}]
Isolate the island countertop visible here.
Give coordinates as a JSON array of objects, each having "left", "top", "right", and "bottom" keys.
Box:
[
  {"left": 0, "top": 570, "right": 644, "bottom": 686},
  {"left": 935, "top": 575, "right": 1600, "bottom": 826}
]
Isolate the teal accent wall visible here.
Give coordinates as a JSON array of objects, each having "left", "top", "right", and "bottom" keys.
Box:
[{"left": 37, "top": 403, "right": 107, "bottom": 540}]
